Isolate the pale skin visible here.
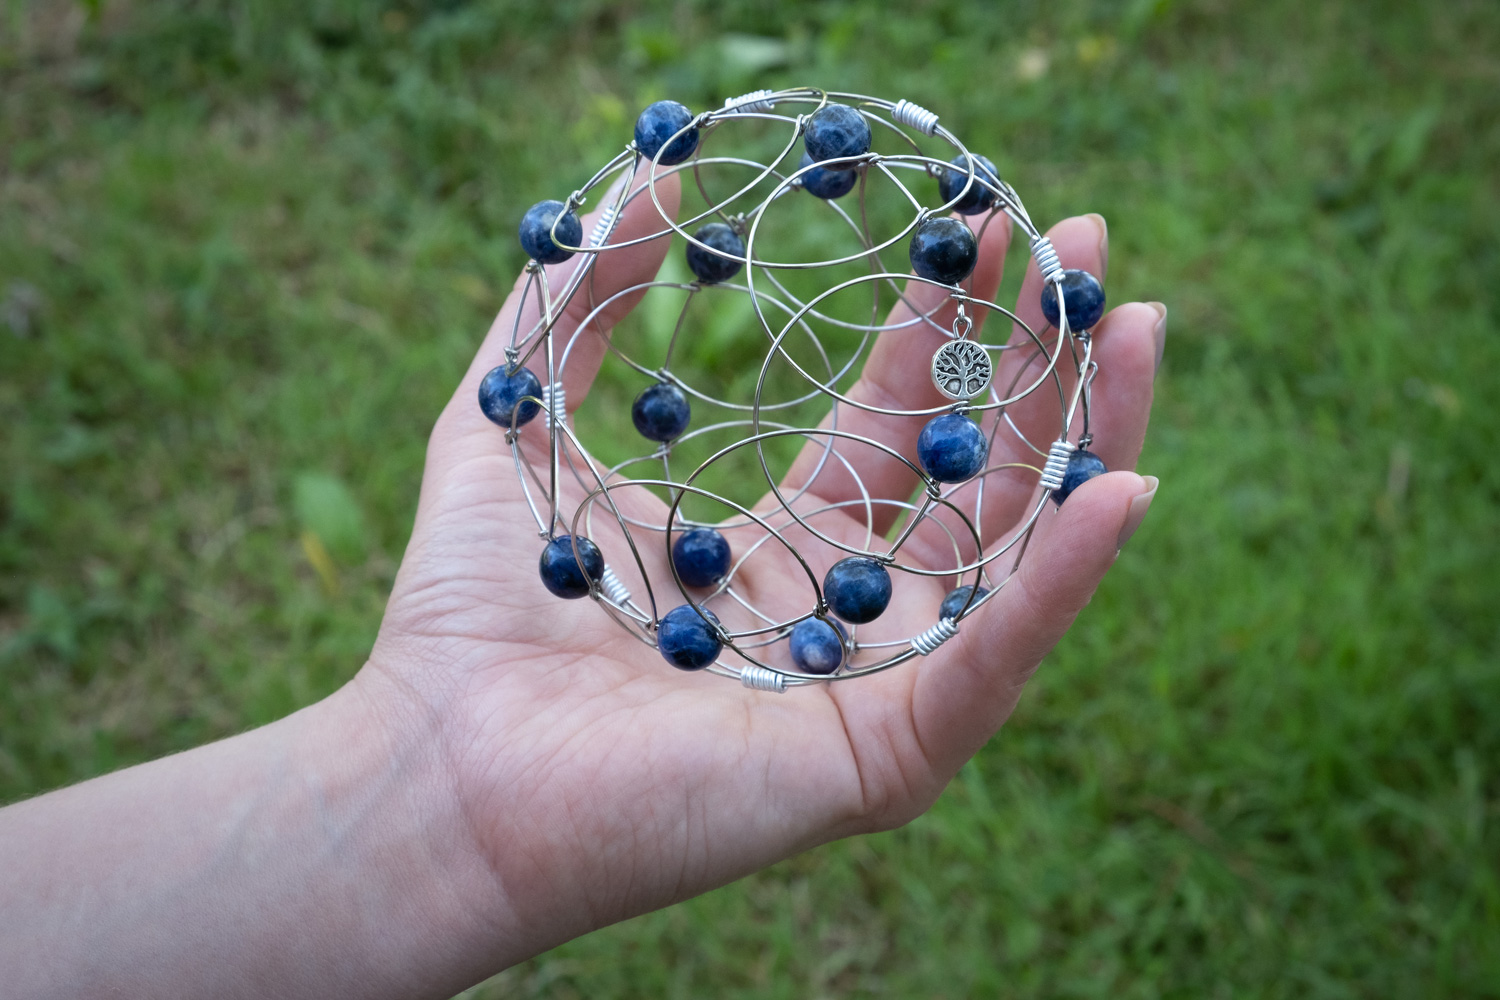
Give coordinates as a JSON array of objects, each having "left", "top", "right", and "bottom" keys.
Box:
[{"left": 0, "top": 168, "right": 1164, "bottom": 998}]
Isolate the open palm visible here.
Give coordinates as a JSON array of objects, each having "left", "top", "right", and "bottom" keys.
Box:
[{"left": 363, "top": 172, "right": 1160, "bottom": 957}]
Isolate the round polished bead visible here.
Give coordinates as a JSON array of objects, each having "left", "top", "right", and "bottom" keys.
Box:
[
  {"left": 631, "top": 382, "right": 691, "bottom": 442},
  {"left": 477, "top": 364, "right": 542, "bottom": 429},
  {"left": 804, "top": 103, "right": 871, "bottom": 163},
  {"left": 789, "top": 617, "right": 847, "bottom": 675},
  {"left": 518, "top": 200, "right": 582, "bottom": 265},
  {"left": 671, "top": 527, "right": 731, "bottom": 588},
  {"left": 657, "top": 604, "right": 723, "bottom": 670},
  {"left": 634, "top": 100, "right": 699, "bottom": 165},
  {"left": 823, "top": 556, "right": 893, "bottom": 624},
  {"left": 798, "top": 151, "right": 857, "bottom": 200},
  {"left": 685, "top": 222, "right": 744, "bottom": 284},
  {"left": 909, "top": 217, "right": 978, "bottom": 286},
  {"left": 938, "top": 153, "right": 1001, "bottom": 215},
  {"left": 1052, "top": 449, "right": 1108, "bottom": 506},
  {"left": 939, "top": 584, "right": 989, "bottom": 621},
  {"left": 538, "top": 535, "right": 604, "bottom": 599},
  {"left": 1040, "top": 269, "right": 1107, "bottom": 332},
  {"left": 917, "top": 413, "right": 989, "bottom": 483}
]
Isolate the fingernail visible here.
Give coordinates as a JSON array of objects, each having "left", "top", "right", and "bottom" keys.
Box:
[
  {"left": 1149, "top": 302, "right": 1167, "bottom": 374},
  {"left": 1086, "top": 213, "right": 1108, "bottom": 273},
  {"left": 1117, "top": 476, "right": 1158, "bottom": 550}
]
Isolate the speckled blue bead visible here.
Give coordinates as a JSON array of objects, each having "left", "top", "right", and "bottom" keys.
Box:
[
  {"left": 938, "top": 153, "right": 1000, "bottom": 215},
  {"left": 939, "top": 584, "right": 989, "bottom": 621},
  {"left": 538, "top": 535, "right": 604, "bottom": 600},
  {"left": 823, "top": 556, "right": 892, "bottom": 624},
  {"left": 478, "top": 364, "right": 543, "bottom": 429},
  {"left": 798, "top": 151, "right": 857, "bottom": 200},
  {"left": 518, "top": 200, "right": 582, "bottom": 265},
  {"left": 634, "top": 100, "right": 699, "bottom": 166},
  {"left": 631, "top": 382, "right": 691, "bottom": 442},
  {"left": 1052, "top": 449, "right": 1108, "bottom": 506},
  {"left": 671, "top": 527, "right": 731, "bottom": 588},
  {"left": 804, "top": 103, "right": 871, "bottom": 163},
  {"left": 685, "top": 223, "right": 744, "bottom": 284},
  {"left": 657, "top": 604, "right": 722, "bottom": 670},
  {"left": 917, "top": 413, "right": 989, "bottom": 483},
  {"left": 1040, "top": 269, "right": 1107, "bottom": 332},
  {"left": 909, "top": 217, "right": 978, "bottom": 286},
  {"left": 789, "top": 617, "right": 847, "bottom": 675}
]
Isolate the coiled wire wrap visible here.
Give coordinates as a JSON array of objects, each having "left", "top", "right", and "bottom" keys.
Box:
[
  {"left": 599, "top": 564, "right": 631, "bottom": 606},
  {"left": 1039, "top": 439, "right": 1077, "bottom": 492},
  {"left": 544, "top": 382, "right": 566, "bottom": 429},
  {"left": 911, "top": 617, "right": 959, "bottom": 656},
  {"left": 891, "top": 99, "right": 940, "bottom": 136},
  {"left": 1029, "top": 234, "right": 1067, "bottom": 287},
  {"left": 740, "top": 665, "right": 789, "bottom": 693},
  {"left": 723, "top": 90, "right": 777, "bottom": 114},
  {"left": 588, "top": 203, "right": 618, "bottom": 249}
]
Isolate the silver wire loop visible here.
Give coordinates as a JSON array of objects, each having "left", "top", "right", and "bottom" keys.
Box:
[
  {"left": 723, "top": 89, "right": 777, "bottom": 114},
  {"left": 1039, "top": 439, "right": 1077, "bottom": 492},
  {"left": 599, "top": 564, "right": 632, "bottom": 607},
  {"left": 544, "top": 382, "right": 566, "bottom": 429},
  {"left": 911, "top": 617, "right": 959, "bottom": 656},
  {"left": 1030, "top": 234, "right": 1067, "bottom": 287}
]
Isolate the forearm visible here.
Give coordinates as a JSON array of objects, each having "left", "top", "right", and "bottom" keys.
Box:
[{"left": 0, "top": 671, "right": 510, "bottom": 999}]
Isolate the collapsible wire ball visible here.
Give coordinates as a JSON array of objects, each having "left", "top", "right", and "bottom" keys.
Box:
[{"left": 491, "top": 88, "right": 1110, "bottom": 693}]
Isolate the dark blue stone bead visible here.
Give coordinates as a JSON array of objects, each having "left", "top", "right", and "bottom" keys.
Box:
[
  {"left": 789, "top": 617, "right": 847, "bottom": 675},
  {"left": 518, "top": 200, "right": 582, "bottom": 265},
  {"left": 798, "top": 151, "right": 857, "bottom": 200},
  {"left": 939, "top": 584, "right": 989, "bottom": 621},
  {"left": 671, "top": 527, "right": 731, "bottom": 588},
  {"left": 938, "top": 153, "right": 1000, "bottom": 215},
  {"left": 634, "top": 100, "right": 699, "bottom": 166},
  {"left": 657, "top": 604, "right": 723, "bottom": 670},
  {"left": 917, "top": 413, "right": 989, "bottom": 483},
  {"left": 631, "top": 382, "right": 691, "bottom": 442},
  {"left": 1040, "top": 269, "right": 1107, "bottom": 332},
  {"left": 804, "top": 103, "right": 871, "bottom": 163},
  {"left": 1052, "top": 449, "right": 1108, "bottom": 506},
  {"left": 909, "top": 217, "right": 978, "bottom": 286},
  {"left": 478, "top": 364, "right": 542, "bottom": 429},
  {"left": 538, "top": 535, "right": 604, "bottom": 599},
  {"left": 823, "top": 556, "right": 892, "bottom": 624},
  {"left": 685, "top": 223, "right": 744, "bottom": 284}
]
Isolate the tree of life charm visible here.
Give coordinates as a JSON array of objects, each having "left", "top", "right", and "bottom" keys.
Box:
[{"left": 930, "top": 339, "right": 993, "bottom": 400}]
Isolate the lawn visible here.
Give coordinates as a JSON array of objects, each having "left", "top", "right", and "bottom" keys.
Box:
[{"left": 2, "top": 0, "right": 1498, "bottom": 996}]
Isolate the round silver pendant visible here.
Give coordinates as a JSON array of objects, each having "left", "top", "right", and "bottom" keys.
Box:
[{"left": 930, "top": 339, "right": 993, "bottom": 400}]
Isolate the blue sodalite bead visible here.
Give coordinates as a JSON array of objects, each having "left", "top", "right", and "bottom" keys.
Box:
[
  {"left": 657, "top": 604, "right": 723, "bottom": 670},
  {"left": 804, "top": 103, "right": 871, "bottom": 163},
  {"left": 538, "top": 535, "right": 605, "bottom": 599},
  {"left": 631, "top": 382, "right": 691, "bottom": 442},
  {"left": 478, "top": 364, "right": 543, "bottom": 429},
  {"left": 1040, "top": 269, "right": 1107, "bottom": 332},
  {"left": 938, "top": 153, "right": 1000, "bottom": 216},
  {"left": 1052, "top": 449, "right": 1108, "bottom": 506},
  {"left": 671, "top": 527, "right": 731, "bottom": 588},
  {"left": 939, "top": 584, "right": 989, "bottom": 621},
  {"left": 917, "top": 413, "right": 989, "bottom": 483},
  {"left": 789, "top": 617, "right": 847, "bottom": 675},
  {"left": 823, "top": 556, "right": 893, "bottom": 624},
  {"left": 798, "top": 151, "right": 857, "bottom": 200},
  {"left": 685, "top": 223, "right": 744, "bottom": 284},
  {"left": 519, "top": 200, "right": 582, "bottom": 265},
  {"left": 634, "top": 100, "right": 699, "bottom": 166},
  {"left": 909, "top": 217, "right": 978, "bottom": 286}
]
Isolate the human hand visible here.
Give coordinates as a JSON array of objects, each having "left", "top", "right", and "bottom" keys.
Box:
[{"left": 358, "top": 169, "right": 1163, "bottom": 970}]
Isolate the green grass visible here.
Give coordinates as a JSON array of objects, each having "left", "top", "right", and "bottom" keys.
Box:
[{"left": 3, "top": 0, "right": 1498, "bottom": 995}]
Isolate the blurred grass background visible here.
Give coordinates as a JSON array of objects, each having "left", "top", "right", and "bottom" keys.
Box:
[{"left": 2, "top": 0, "right": 1498, "bottom": 995}]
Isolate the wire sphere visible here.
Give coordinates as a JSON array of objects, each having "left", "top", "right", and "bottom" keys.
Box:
[{"left": 486, "top": 87, "right": 1104, "bottom": 693}]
